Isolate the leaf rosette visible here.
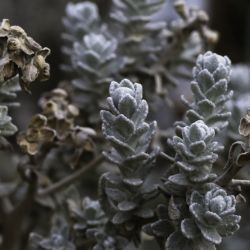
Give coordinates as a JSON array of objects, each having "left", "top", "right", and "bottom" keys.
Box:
[{"left": 181, "top": 185, "right": 241, "bottom": 245}]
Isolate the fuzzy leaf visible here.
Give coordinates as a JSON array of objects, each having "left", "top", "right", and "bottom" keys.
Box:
[
  {"left": 112, "top": 212, "right": 131, "bottom": 224},
  {"left": 134, "top": 207, "right": 154, "bottom": 218},
  {"left": 105, "top": 188, "right": 127, "bottom": 202},
  {"left": 197, "top": 224, "right": 222, "bottom": 244},
  {"left": 123, "top": 178, "right": 143, "bottom": 186},
  {"left": 181, "top": 218, "right": 200, "bottom": 239},
  {"left": 165, "top": 231, "right": 192, "bottom": 250},
  {"left": 114, "top": 114, "right": 135, "bottom": 137},
  {"left": 118, "top": 94, "right": 137, "bottom": 118},
  {"left": 118, "top": 200, "right": 137, "bottom": 211}
]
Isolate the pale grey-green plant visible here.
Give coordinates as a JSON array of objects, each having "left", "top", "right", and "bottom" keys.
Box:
[
  {"left": 144, "top": 52, "right": 241, "bottom": 250},
  {"left": 69, "top": 33, "right": 120, "bottom": 123},
  {"left": 165, "top": 120, "right": 223, "bottom": 193},
  {"left": 29, "top": 219, "right": 76, "bottom": 250},
  {"left": 180, "top": 51, "right": 233, "bottom": 132},
  {"left": 99, "top": 79, "right": 158, "bottom": 240}
]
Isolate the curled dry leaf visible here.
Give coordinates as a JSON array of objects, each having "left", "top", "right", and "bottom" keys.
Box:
[
  {"left": 239, "top": 109, "right": 250, "bottom": 137},
  {"left": 0, "top": 19, "right": 50, "bottom": 92},
  {"left": 17, "top": 114, "right": 56, "bottom": 155}
]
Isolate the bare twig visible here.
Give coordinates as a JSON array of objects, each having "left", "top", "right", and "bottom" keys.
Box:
[
  {"left": 2, "top": 171, "right": 38, "bottom": 250},
  {"left": 159, "top": 152, "right": 175, "bottom": 163},
  {"left": 216, "top": 142, "right": 245, "bottom": 186},
  {"left": 230, "top": 179, "right": 250, "bottom": 187},
  {"left": 37, "top": 155, "right": 104, "bottom": 197}
]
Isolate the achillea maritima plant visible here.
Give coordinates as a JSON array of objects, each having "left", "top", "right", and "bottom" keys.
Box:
[
  {"left": 99, "top": 79, "right": 158, "bottom": 242},
  {"left": 180, "top": 51, "right": 232, "bottom": 131},
  {"left": 1, "top": 2, "right": 250, "bottom": 250},
  {"left": 166, "top": 120, "right": 222, "bottom": 189},
  {"left": 144, "top": 52, "right": 242, "bottom": 250}
]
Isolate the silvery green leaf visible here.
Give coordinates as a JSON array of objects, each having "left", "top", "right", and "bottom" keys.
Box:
[
  {"left": 123, "top": 178, "right": 143, "bottom": 187},
  {"left": 181, "top": 218, "right": 200, "bottom": 239},
  {"left": 206, "top": 79, "right": 227, "bottom": 100},
  {"left": 165, "top": 231, "right": 192, "bottom": 250},
  {"left": 114, "top": 114, "right": 135, "bottom": 136},
  {"left": 141, "top": 187, "right": 158, "bottom": 200},
  {"left": 150, "top": 221, "right": 170, "bottom": 237},
  {"left": 105, "top": 188, "right": 127, "bottom": 202},
  {"left": 143, "top": 203, "right": 174, "bottom": 238},
  {"left": 162, "top": 180, "right": 187, "bottom": 196},
  {"left": 0, "top": 106, "right": 17, "bottom": 136},
  {"left": 186, "top": 109, "right": 204, "bottom": 123},
  {"left": 168, "top": 174, "right": 189, "bottom": 187},
  {"left": 124, "top": 152, "right": 149, "bottom": 165},
  {"left": 196, "top": 69, "right": 214, "bottom": 91},
  {"left": 134, "top": 207, "right": 154, "bottom": 218},
  {"left": 139, "top": 121, "right": 157, "bottom": 147},
  {"left": 217, "top": 221, "right": 240, "bottom": 236},
  {"left": 189, "top": 203, "right": 205, "bottom": 224},
  {"left": 107, "top": 135, "right": 134, "bottom": 155},
  {"left": 131, "top": 100, "right": 148, "bottom": 126},
  {"left": 119, "top": 78, "right": 134, "bottom": 89},
  {"left": 197, "top": 99, "right": 215, "bottom": 116},
  {"left": 190, "top": 81, "right": 206, "bottom": 101},
  {"left": 193, "top": 238, "right": 216, "bottom": 250},
  {"left": 118, "top": 200, "right": 137, "bottom": 211},
  {"left": 190, "top": 140, "right": 207, "bottom": 154},
  {"left": 118, "top": 94, "right": 137, "bottom": 118},
  {"left": 206, "top": 112, "right": 231, "bottom": 130},
  {"left": 112, "top": 212, "right": 131, "bottom": 225},
  {"left": 189, "top": 169, "right": 211, "bottom": 183},
  {"left": 176, "top": 161, "right": 195, "bottom": 172},
  {"left": 190, "top": 190, "right": 203, "bottom": 204},
  {"left": 203, "top": 211, "right": 222, "bottom": 225},
  {"left": 197, "top": 224, "right": 222, "bottom": 244}
]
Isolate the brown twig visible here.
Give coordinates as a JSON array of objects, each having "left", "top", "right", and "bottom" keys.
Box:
[
  {"left": 2, "top": 171, "right": 38, "bottom": 250},
  {"left": 230, "top": 179, "right": 250, "bottom": 187},
  {"left": 216, "top": 141, "right": 245, "bottom": 186},
  {"left": 37, "top": 155, "right": 104, "bottom": 197},
  {"left": 159, "top": 152, "right": 175, "bottom": 163}
]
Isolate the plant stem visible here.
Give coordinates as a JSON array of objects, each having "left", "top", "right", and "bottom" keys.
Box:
[
  {"left": 230, "top": 179, "right": 250, "bottom": 187},
  {"left": 216, "top": 158, "right": 236, "bottom": 186},
  {"left": 37, "top": 155, "right": 104, "bottom": 197},
  {"left": 2, "top": 174, "right": 37, "bottom": 250},
  {"left": 216, "top": 141, "right": 245, "bottom": 186},
  {"left": 159, "top": 152, "right": 175, "bottom": 163}
]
